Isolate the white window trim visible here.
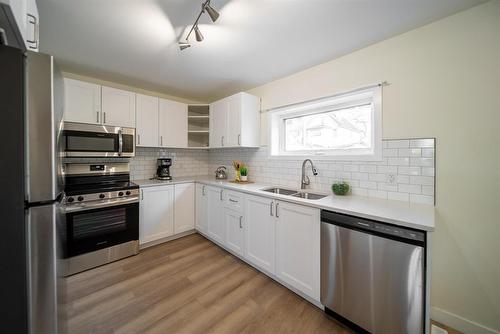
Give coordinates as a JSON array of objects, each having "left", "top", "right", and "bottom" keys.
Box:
[{"left": 268, "top": 85, "right": 382, "bottom": 161}]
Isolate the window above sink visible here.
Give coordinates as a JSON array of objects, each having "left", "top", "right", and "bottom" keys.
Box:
[{"left": 268, "top": 85, "right": 382, "bottom": 161}]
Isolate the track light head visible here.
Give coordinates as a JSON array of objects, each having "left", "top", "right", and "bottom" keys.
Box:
[
  {"left": 179, "top": 41, "right": 191, "bottom": 50},
  {"left": 204, "top": 2, "right": 220, "bottom": 22},
  {"left": 194, "top": 25, "right": 204, "bottom": 42}
]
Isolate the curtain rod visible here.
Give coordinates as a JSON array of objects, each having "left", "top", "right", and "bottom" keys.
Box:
[{"left": 261, "top": 81, "right": 390, "bottom": 114}]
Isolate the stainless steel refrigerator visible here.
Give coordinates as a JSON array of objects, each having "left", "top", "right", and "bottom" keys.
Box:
[{"left": 0, "top": 46, "right": 66, "bottom": 333}]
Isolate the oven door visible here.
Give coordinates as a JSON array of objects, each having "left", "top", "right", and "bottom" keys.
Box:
[
  {"left": 64, "top": 197, "right": 139, "bottom": 258},
  {"left": 62, "top": 122, "right": 135, "bottom": 157}
]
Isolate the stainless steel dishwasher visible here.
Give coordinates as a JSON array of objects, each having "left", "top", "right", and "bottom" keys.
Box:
[{"left": 321, "top": 210, "right": 426, "bottom": 334}]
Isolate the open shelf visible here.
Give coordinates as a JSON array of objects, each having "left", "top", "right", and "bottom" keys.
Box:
[{"left": 188, "top": 105, "right": 209, "bottom": 148}]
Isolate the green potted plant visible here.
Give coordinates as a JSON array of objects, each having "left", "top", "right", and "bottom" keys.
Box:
[
  {"left": 240, "top": 166, "right": 248, "bottom": 182},
  {"left": 332, "top": 181, "right": 350, "bottom": 196}
]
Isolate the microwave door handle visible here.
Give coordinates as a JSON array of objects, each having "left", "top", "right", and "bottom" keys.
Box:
[{"left": 118, "top": 129, "right": 123, "bottom": 156}]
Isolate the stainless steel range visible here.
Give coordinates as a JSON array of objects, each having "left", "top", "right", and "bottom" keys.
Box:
[{"left": 62, "top": 163, "right": 139, "bottom": 276}]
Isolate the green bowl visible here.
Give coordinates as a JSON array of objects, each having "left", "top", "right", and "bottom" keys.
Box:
[{"left": 332, "top": 182, "right": 350, "bottom": 196}]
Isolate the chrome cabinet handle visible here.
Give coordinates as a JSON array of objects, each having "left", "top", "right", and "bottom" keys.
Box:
[
  {"left": 103, "top": 112, "right": 106, "bottom": 124},
  {"left": 229, "top": 198, "right": 238, "bottom": 203},
  {"left": 238, "top": 134, "right": 241, "bottom": 146},
  {"left": 26, "top": 14, "right": 38, "bottom": 49},
  {"left": 220, "top": 190, "right": 223, "bottom": 201},
  {"left": 276, "top": 202, "right": 280, "bottom": 218},
  {"left": 96, "top": 111, "right": 100, "bottom": 123},
  {"left": 202, "top": 185, "right": 206, "bottom": 196},
  {"left": 221, "top": 136, "right": 224, "bottom": 147},
  {"left": 239, "top": 216, "right": 243, "bottom": 229},
  {"left": 270, "top": 202, "right": 274, "bottom": 216},
  {"left": 160, "top": 136, "right": 163, "bottom": 146},
  {"left": 141, "top": 190, "right": 144, "bottom": 200},
  {"left": 137, "top": 134, "right": 140, "bottom": 145}
]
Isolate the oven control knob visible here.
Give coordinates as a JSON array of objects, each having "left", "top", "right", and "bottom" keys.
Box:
[
  {"left": 67, "top": 197, "right": 74, "bottom": 203},
  {"left": 77, "top": 196, "right": 84, "bottom": 202},
  {"left": 118, "top": 192, "right": 124, "bottom": 197},
  {"left": 99, "top": 193, "right": 105, "bottom": 199},
  {"left": 125, "top": 191, "right": 131, "bottom": 196}
]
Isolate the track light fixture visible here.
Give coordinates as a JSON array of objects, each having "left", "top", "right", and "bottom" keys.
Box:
[
  {"left": 178, "top": 0, "right": 220, "bottom": 50},
  {"left": 194, "top": 25, "right": 204, "bottom": 42}
]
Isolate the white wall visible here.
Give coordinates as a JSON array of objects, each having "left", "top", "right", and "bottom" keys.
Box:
[{"left": 248, "top": 1, "right": 500, "bottom": 332}]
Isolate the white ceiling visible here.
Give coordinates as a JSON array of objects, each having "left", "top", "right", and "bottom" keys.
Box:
[{"left": 38, "top": 0, "right": 485, "bottom": 102}]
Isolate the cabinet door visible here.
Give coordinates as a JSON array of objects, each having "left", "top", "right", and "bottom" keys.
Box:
[
  {"left": 224, "top": 208, "right": 244, "bottom": 257},
  {"left": 275, "top": 201, "right": 320, "bottom": 300},
  {"left": 101, "top": 86, "right": 136, "bottom": 128},
  {"left": 245, "top": 195, "right": 276, "bottom": 274},
  {"left": 226, "top": 94, "right": 241, "bottom": 147},
  {"left": 159, "top": 98, "right": 188, "bottom": 148},
  {"left": 136, "top": 94, "right": 159, "bottom": 147},
  {"left": 195, "top": 184, "right": 207, "bottom": 232},
  {"left": 209, "top": 99, "right": 228, "bottom": 148},
  {"left": 139, "top": 186, "right": 174, "bottom": 244},
  {"left": 63, "top": 78, "right": 101, "bottom": 124},
  {"left": 206, "top": 186, "right": 224, "bottom": 244},
  {"left": 174, "top": 183, "right": 195, "bottom": 234},
  {"left": 239, "top": 93, "right": 260, "bottom": 147}
]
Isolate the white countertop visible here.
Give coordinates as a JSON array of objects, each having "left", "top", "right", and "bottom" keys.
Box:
[{"left": 134, "top": 176, "right": 435, "bottom": 231}]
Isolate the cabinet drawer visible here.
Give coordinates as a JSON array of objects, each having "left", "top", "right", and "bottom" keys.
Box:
[{"left": 224, "top": 190, "right": 244, "bottom": 212}]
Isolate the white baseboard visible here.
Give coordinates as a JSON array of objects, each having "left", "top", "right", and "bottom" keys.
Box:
[
  {"left": 139, "top": 230, "right": 196, "bottom": 249},
  {"left": 431, "top": 307, "right": 500, "bottom": 334}
]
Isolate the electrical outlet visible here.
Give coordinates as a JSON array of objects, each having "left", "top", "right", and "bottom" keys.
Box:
[{"left": 387, "top": 173, "right": 396, "bottom": 184}]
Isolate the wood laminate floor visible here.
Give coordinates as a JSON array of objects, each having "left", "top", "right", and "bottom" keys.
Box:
[{"left": 65, "top": 233, "right": 352, "bottom": 334}]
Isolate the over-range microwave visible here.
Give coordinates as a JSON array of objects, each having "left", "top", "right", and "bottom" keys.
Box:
[{"left": 62, "top": 122, "right": 135, "bottom": 157}]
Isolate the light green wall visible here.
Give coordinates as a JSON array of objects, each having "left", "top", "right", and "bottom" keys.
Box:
[{"left": 248, "top": 1, "right": 500, "bottom": 332}]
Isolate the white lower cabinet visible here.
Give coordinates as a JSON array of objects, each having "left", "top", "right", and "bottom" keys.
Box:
[
  {"left": 224, "top": 208, "right": 245, "bottom": 257},
  {"left": 139, "top": 186, "right": 174, "bottom": 244},
  {"left": 206, "top": 186, "right": 225, "bottom": 244},
  {"left": 174, "top": 183, "right": 195, "bottom": 234},
  {"left": 244, "top": 195, "right": 276, "bottom": 274},
  {"left": 275, "top": 201, "right": 320, "bottom": 301},
  {"left": 195, "top": 184, "right": 208, "bottom": 232}
]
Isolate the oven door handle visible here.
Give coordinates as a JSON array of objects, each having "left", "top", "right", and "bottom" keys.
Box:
[
  {"left": 64, "top": 196, "right": 139, "bottom": 213},
  {"left": 118, "top": 128, "right": 123, "bottom": 156}
]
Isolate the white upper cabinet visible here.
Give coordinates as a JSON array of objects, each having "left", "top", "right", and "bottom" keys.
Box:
[
  {"left": 136, "top": 94, "right": 159, "bottom": 147},
  {"left": 101, "top": 86, "right": 136, "bottom": 128},
  {"left": 209, "top": 92, "right": 260, "bottom": 148},
  {"left": 3, "top": 0, "right": 39, "bottom": 50},
  {"left": 159, "top": 98, "right": 188, "bottom": 148},
  {"left": 209, "top": 99, "right": 228, "bottom": 148},
  {"left": 275, "top": 201, "right": 320, "bottom": 301},
  {"left": 174, "top": 183, "right": 195, "bottom": 234},
  {"left": 63, "top": 78, "right": 102, "bottom": 124},
  {"left": 244, "top": 194, "right": 276, "bottom": 274}
]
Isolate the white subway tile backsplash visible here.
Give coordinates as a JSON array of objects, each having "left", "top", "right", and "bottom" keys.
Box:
[
  {"left": 410, "top": 157, "right": 434, "bottom": 167},
  {"left": 410, "top": 138, "right": 435, "bottom": 148},
  {"left": 410, "top": 176, "right": 435, "bottom": 186},
  {"left": 388, "top": 157, "right": 410, "bottom": 166},
  {"left": 387, "top": 140, "right": 410, "bottom": 148},
  {"left": 126, "top": 138, "right": 434, "bottom": 205},
  {"left": 398, "top": 166, "right": 421, "bottom": 175},
  {"left": 398, "top": 184, "right": 421, "bottom": 194}
]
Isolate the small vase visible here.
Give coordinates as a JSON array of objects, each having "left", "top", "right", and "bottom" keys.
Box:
[{"left": 241, "top": 175, "right": 248, "bottom": 182}]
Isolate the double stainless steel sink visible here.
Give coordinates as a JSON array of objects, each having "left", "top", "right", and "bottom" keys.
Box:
[{"left": 261, "top": 187, "right": 327, "bottom": 200}]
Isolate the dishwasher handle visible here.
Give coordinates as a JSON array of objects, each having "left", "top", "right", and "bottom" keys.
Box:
[{"left": 321, "top": 210, "right": 425, "bottom": 246}]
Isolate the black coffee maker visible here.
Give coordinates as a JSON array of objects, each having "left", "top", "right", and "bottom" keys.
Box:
[{"left": 156, "top": 158, "right": 172, "bottom": 180}]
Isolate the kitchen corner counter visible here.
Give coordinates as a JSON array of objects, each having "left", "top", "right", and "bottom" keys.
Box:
[{"left": 134, "top": 176, "right": 435, "bottom": 232}]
